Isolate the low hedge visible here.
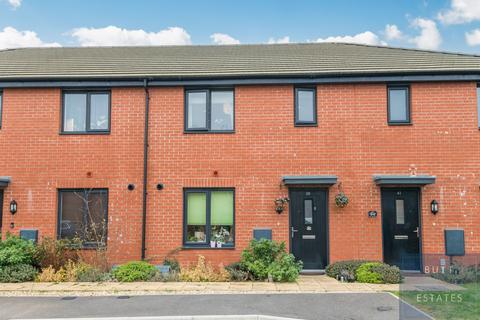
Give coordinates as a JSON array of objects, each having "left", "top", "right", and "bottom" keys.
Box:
[
  {"left": 325, "top": 260, "right": 370, "bottom": 282},
  {"left": 113, "top": 261, "right": 156, "bottom": 282},
  {"left": 326, "top": 260, "right": 402, "bottom": 284},
  {"left": 0, "top": 264, "right": 38, "bottom": 283}
]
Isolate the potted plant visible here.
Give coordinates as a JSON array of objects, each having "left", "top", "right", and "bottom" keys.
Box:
[
  {"left": 335, "top": 182, "right": 349, "bottom": 208},
  {"left": 274, "top": 197, "right": 289, "bottom": 214}
]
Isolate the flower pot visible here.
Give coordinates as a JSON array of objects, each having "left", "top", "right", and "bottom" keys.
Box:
[
  {"left": 210, "top": 241, "right": 216, "bottom": 248},
  {"left": 216, "top": 241, "right": 223, "bottom": 248}
]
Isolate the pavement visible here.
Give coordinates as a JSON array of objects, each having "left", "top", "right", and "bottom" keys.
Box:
[
  {"left": 0, "top": 293, "right": 433, "bottom": 320},
  {"left": 0, "top": 275, "right": 395, "bottom": 297},
  {"left": 0, "top": 275, "right": 462, "bottom": 297}
]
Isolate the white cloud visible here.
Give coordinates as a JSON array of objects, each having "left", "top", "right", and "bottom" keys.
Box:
[
  {"left": 0, "top": 26, "right": 61, "bottom": 49},
  {"left": 384, "top": 24, "right": 403, "bottom": 40},
  {"left": 315, "top": 31, "right": 386, "bottom": 46},
  {"left": 267, "top": 36, "right": 290, "bottom": 44},
  {"left": 438, "top": 0, "right": 480, "bottom": 24},
  {"left": 466, "top": 28, "right": 480, "bottom": 46},
  {"left": 7, "top": 0, "right": 21, "bottom": 9},
  {"left": 210, "top": 33, "right": 240, "bottom": 45},
  {"left": 71, "top": 26, "right": 191, "bottom": 46},
  {"left": 410, "top": 18, "right": 442, "bottom": 50}
]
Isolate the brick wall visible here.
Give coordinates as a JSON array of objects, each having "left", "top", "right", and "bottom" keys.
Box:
[{"left": 1, "top": 82, "right": 479, "bottom": 267}]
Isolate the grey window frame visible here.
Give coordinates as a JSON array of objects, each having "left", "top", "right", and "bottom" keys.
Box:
[
  {"left": 0, "top": 91, "right": 2, "bottom": 129},
  {"left": 387, "top": 85, "right": 411, "bottom": 125},
  {"left": 477, "top": 84, "right": 480, "bottom": 129},
  {"left": 183, "top": 188, "right": 235, "bottom": 248},
  {"left": 184, "top": 88, "right": 235, "bottom": 133},
  {"left": 61, "top": 90, "right": 111, "bottom": 134},
  {"left": 57, "top": 188, "right": 108, "bottom": 248},
  {"left": 294, "top": 87, "right": 317, "bottom": 126}
]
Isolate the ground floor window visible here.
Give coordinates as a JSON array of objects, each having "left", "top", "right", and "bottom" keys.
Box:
[
  {"left": 58, "top": 189, "right": 108, "bottom": 247},
  {"left": 184, "top": 188, "right": 234, "bottom": 247}
]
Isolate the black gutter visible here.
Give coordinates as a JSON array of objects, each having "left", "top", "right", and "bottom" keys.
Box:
[
  {"left": 141, "top": 79, "right": 150, "bottom": 260},
  {"left": 1, "top": 73, "right": 480, "bottom": 88}
]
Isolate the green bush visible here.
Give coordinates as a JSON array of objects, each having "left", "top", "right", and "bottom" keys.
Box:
[
  {"left": 0, "top": 264, "right": 38, "bottom": 282},
  {"left": 267, "top": 254, "right": 302, "bottom": 282},
  {"left": 432, "top": 263, "right": 480, "bottom": 284},
  {"left": 225, "top": 262, "right": 249, "bottom": 281},
  {"left": 0, "top": 235, "right": 36, "bottom": 266},
  {"left": 240, "top": 239, "right": 302, "bottom": 282},
  {"left": 113, "top": 261, "right": 156, "bottom": 282},
  {"left": 325, "top": 260, "right": 370, "bottom": 282},
  {"left": 371, "top": 263, "right": 402, "bottom": 284},
  {"left": 356, "top": 262, "right": 383, "bottom": 283},
  {"left": 76, "top": 265, "right": 112, "bottom": 282}
]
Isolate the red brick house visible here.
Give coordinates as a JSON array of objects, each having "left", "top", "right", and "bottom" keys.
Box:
[{"left": 0, "top": 43, "right": 479, "bottom": 272}]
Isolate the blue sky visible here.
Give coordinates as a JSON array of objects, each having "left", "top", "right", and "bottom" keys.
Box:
[{"left": 0, "top": 0, "right": 480, "bottom": 53}]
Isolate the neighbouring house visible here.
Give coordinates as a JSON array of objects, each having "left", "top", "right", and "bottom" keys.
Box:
[{"left": 0, "top": 43, "right": 479, "bottom": 272}]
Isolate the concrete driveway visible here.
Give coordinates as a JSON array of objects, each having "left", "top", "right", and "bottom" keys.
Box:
[{"left": 0, "top": 293, "right": 432, "bottom": 320}]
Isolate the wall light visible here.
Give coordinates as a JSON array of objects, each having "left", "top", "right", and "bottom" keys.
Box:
[
  {"left": 9, "top": 200, "right": 17, "bottom": 214},
  {"left": 431, "top": 200, "right": 439, "bottom": 215}
]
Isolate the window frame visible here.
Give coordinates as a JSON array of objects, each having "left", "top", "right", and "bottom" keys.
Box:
[
  {"left": 387, "top": 85, "right": 411, "bottom": 125},
  {"left": 294, "top": 87, "right": 317, "bottom": 126},
  {"left": 183, "top": 188, "right": 235, "bottom": 248},
  {"left": 477, "top": 84, "right": 480, "bottom": 129},
  {"left": 184, "top": 88, "right": 235, "bottom": 133},
  {"left": 0, "top": 91, "right": 3, "bottom": 129},
  {"left": 57, "top": 188, "right": 109, "bottom": 248},
  {"left": 61, "top": 90, "right": 111, "bottom": 134}
]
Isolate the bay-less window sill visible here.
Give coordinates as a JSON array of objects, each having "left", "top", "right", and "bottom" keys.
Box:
[
  {"left": 183, "top": 130, "right": 235, "bottom": 134},
  {"left": 60, "top": 131, "right": 110, "bottom": 135},
  {"left": 387, "top": 122, "right": 412, "bottom": 126},
  {"left": 182, "top": 245, "right": 235, "bottom": 250}
]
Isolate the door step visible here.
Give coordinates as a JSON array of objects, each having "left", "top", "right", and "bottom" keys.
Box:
[{"left": 300, "top": 269, "right": 325, "bottom": 275}]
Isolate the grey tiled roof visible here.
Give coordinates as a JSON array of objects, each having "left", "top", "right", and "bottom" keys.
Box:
[{"left": 0, "top": 43, "right": 479, "bottom": 80}]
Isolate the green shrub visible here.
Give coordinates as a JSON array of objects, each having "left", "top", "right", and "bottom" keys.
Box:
[
  {"left": 76, "top": 265, "right": 112, "bottom": 282},
  {"left": 0, "top": 234, "right": 36, "bottom": 266},
  {"left": 267, "top": 254, "right": 302, "bottom": 282},
  {"left": 432, "top": 263, "right": 480, "bottom": 284},
  {"left": 113, "top": 261, "right": 156, "bottom": 282},
  {"left": 225, "top": 262, "right": 249, "bottom": 281},
  {"left": 240, "top": 239, "right": 302, "bottom": 282},
  {"left": 0, "top": 264, "right": 38, "bottom": 282},
  {"left": 371, "top": 263, "right": 402, "bottom": 284},
  {"left": 325, "top": 260, "right": 370, "bottom": 281},
  {"left": 356, "top": 262, "right": 383, "bottom": 283}
]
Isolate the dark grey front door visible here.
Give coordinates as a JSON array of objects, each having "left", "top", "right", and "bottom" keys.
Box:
[
  {"left": 290, "top": 188, "right": 328, "bottom": 269},
  {"left": 381, "top": 188, "right": 421, "bottom": 271}
]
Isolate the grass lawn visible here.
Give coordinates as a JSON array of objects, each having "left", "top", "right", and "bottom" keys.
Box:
[{"left": 397, "top": 283, "right": 480, "bottom": 320}]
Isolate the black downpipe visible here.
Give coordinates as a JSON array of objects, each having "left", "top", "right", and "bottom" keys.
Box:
[{"left": 141, "top": 79, "right": 150, "bottom": 260}]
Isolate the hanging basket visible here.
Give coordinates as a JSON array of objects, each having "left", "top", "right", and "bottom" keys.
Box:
[{"left": 335, "top": 192, "right": 349, "bottom": 208}]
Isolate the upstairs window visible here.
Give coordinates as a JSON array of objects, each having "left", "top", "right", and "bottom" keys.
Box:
[
  {"left": 295, "top": 88, "right": 317, "bottom": 126},
  {"left": 62, "top": 91, "right": 110, "bottom": 133},
  {"left": 477, "top": 86, "right": 480, "bottom": 128},
  {"left": 185, "top": 89, "right": 234, "bottom": 132},
  {"left": 0, "top": 92, "right": 2, "bottom": 129},
  {"left": 387, "top": 86, "right": 410, "bottom": 124},
  {"left": 58, "top": 189, "right": 108, "bottom": 247}
]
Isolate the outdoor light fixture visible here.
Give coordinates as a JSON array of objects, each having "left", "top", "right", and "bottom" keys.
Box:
[
  {"left": 431, "top": 200, "right": 439, "bottom": 215},
  {"left": 156, "top": 183, "right": 164, "bottom": 190},
  {"left": 9, "top": 200, "right": 17, "bottom": 214}
]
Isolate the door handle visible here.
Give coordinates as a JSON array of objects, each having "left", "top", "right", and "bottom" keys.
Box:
[
  {"left": 291, "top": 227, "right": 299, "bottom": 238},
  {"left": 413, "top": 227, "right": 419, "bottom": 238}
]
